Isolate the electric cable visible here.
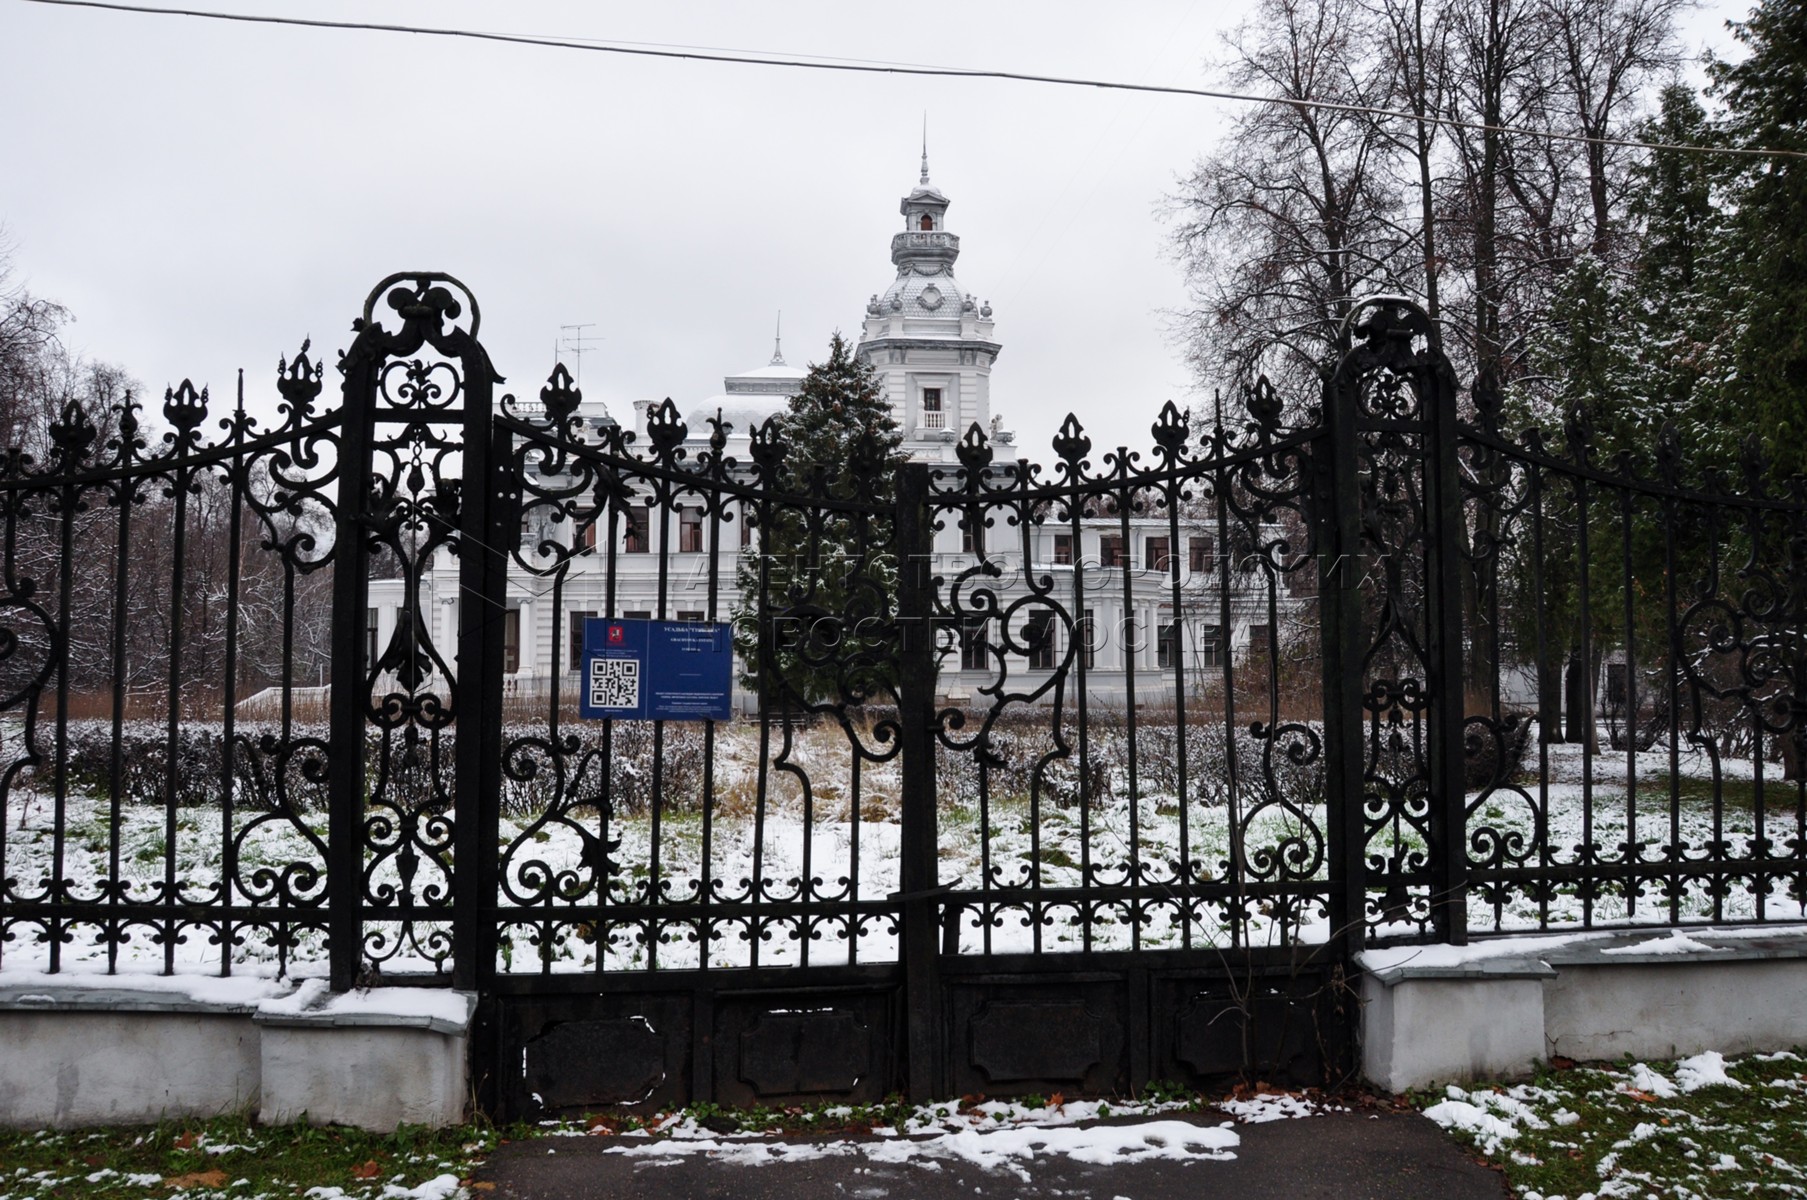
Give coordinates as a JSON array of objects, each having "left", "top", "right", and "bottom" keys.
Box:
[{"left": 17, "top": 0, "right": 1805, "bottom": 162}]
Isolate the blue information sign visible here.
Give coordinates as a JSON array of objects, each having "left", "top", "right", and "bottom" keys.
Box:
[{"left": 579, "top": 618, "right": 735, "bottom": 721}]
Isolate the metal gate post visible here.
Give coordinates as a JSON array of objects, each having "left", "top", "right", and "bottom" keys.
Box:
[
  {"left": 895, "top": 462, "right": 944, "bottom": 1102},
  {"left": 1318, "top": 353, "right": 1368, "bottom": 961},
  {"left": 325, "top": 329, "right": 380, "bottom": 994},
  {"left": 451, "top": 354, "right": 511, "bottom": 994},
  {"left": 1423, "top": 348, "right": 1470, "bottom": 944}
]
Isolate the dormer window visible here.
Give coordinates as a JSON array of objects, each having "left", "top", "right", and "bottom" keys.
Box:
[{"left": 919, "top": 214, "right": 934, "bottom": 231}]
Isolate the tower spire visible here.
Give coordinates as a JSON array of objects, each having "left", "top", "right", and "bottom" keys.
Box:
[
  {"left": 920, "top": 114, "right": 930, "bottom": 184},
  {"left": 770, "top": 310, "right": 784, "bottom": 365}
]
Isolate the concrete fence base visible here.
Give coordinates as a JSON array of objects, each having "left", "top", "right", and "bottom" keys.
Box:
[
  {"left": 1359, "top": 926, "right": 1807, "bottom": 1093},
  {"left": 0, "top": 975, "right": 474, "bottom": 1131},
  {"left": 9, "top": 929, "right": 1807, "bottom": 1125}
]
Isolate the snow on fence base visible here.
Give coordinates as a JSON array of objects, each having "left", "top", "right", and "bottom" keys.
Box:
[
  {"left": 1357, "top": 926, "right": 1807, "bottom": 1093},
  {"left": 0, "top": 974, "right": 474, "bottom": 1131}
]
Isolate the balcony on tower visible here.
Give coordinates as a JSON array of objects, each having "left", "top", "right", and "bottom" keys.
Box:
[{"left": 891, "top": 230, "right": 960, "bottom": 269}]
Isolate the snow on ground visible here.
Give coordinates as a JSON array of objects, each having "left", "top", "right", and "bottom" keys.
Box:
[
  {"left": 606, "top": 1120, "right": 1240, "bottom": 1178},
  {"left": 584, "top": 1092, "right": 1349, "bottom": 1178},
  {"left": 1423, "top": 1083, "right": 1553, "bottom": 1157},
  {"left": 1674, "top": 1051, "right": 1744, "bottom": 1093},
  {"left": 3, "top": 722, "right": 1804, "bottom": 974}
]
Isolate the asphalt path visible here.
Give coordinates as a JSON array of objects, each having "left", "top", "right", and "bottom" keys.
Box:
[{"left": 472, "top": 1111, "right": 1508, "bottom": 1200}]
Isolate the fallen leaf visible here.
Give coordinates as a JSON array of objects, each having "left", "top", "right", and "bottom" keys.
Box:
[
  {"left": 172, "top": 1133, "right": 199, "bottom": 1151},
  {"left": 1624, "top": 1089, "right": 1660, "bottom": 1102},
  {"left": 1048, "top": 1092, "right": 1065, "bottom": 1109},
  {"left": 467, "top": 1183, "right": 496, "bottom": 1192},
  {"left": 1550, "top": 1056, "right": 1577, "bottom": 1070},
  {"left": 164, "top": 1169, "right": 228, "bottom": 1188},
  {"left": 351, "top": 1161, "right": 384, "bottom": 1180}
]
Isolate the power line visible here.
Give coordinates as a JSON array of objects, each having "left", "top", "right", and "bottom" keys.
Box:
[{"left": 19, "top": 0, "right": 1807, "bottom": 163}]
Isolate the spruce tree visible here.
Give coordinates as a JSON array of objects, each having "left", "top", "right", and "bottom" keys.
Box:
[
  {"left": 1625, "top": 84, "right": 1729, "bottom": 456},
  {"left": 1709, "top": 0, "right": 1807, "bottom": 473},
  {"left": 732, "top": 333, "right": 908, "bottom": 707}
]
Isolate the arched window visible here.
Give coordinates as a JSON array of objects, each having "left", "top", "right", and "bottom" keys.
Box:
[{"left": 919, "top": 214, "right": 934, "bottom": 231}]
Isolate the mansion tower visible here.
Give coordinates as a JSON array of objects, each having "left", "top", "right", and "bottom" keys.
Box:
[{"left": 856, "top": 152, "right": 1009, "bottom": 462}]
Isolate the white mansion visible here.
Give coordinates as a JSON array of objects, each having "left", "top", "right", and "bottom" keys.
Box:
[{"left": 368, "top": 157, "right": 1290, "bottom": 709}]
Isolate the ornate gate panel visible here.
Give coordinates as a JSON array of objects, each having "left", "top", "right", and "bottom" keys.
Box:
[{"left": 10, "top": 279, "right": 1800, "bottom": 1119}]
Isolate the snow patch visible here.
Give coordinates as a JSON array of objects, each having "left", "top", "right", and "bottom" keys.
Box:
[
  {"left": 1618, "top": 1063, "right": 1679, "bottom": 1099},
  {"left": 0, "top": 966, "right": 294, "bottom": 1008},
  {"left": 604, "top": 1119, "right": 1240, "bottom": 1174},
  {"left": 1422, "top": 1100, "right": 1521, "bottom": 1156},
  {"left": 381, "top": 1175, "right": 462, "bottom": 1200},
  {"left": 1218, "top": 1093, "right": 1338, "bottom": 1123},
  {"left": 1599, "top": 931, "right": 1729, "bottom": 956},
  {"left": 1675, "top": 1051, "right": 1745, "bottom": 1093},
  {"left": 255, "top": 979, "right": 472, "bottom": 1027}
]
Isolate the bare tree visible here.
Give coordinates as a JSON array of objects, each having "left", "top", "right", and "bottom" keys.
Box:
[
  {"left": 1169, "top": 0, "right": 1410, "bottom": 395},
  {"left": 1545, "top": 0, "right": 1686, "bottom": 262},
  {"left": 1367, "top": 0, "right": 1452, "bottom": 320}
]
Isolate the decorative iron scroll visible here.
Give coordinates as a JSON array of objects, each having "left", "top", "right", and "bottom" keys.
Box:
[{"left": 4, "top": 282, "right": 1804, "bottom": 991}]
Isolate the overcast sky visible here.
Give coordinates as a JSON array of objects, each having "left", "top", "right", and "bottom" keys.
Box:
[{"left": 0, "top": 0, "right": 1752, "bottom": 456}]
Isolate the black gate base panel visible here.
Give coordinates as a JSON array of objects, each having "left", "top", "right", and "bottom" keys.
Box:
[
  {"left": 483, "top": 964, "right": 906, "bottom": 1122},
  {"left": 937, "top": 950, "right": 1347, "bottom": 1101},
  {"left": 480, "top": 949, "right": 1350, "bottom": 1122}
]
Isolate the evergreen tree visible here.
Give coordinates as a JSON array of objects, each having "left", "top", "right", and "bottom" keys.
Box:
[
  {"left": 1709, "top": 0, "right": 1807, "bottom": 473},
  {"left": 732, "top": 333, "right": 908, "bottom": 707},
  {"left": 1624, "top": 83, "right": 1730, "bottom": 454}
]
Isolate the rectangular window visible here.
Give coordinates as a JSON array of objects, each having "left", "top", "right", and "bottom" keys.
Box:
[
  {"left": 568, "top": 610, "right": 595, "bottom": 670},
  {"left": 1099, "top": 536, "right": 1125, "bottom": 568},
  {"left": 1198, "top": 624, "right": 1222, "bottom": 668},
  {"left": 962, "top": 513, "right": 986, "bottom": 555},
  {"left": 676, "top": 611, "right": 705, "bottom": 622},
  {"left": 679, "top": 508, "right": 705, "bottom": 553},
  {"left": 922, "top": 387, "right": 944, "bottom": 429},
  {"left": 1026, "top": 612, "right": 1055, "bottom": 670},
  {"left": 1189, "top": 535, "right": 1214, "bottom": 573},
  {"left": 366, "top": 607, "right": 379, "bottom": 665},
  {"left": 624, "top": 505, "right": 649, "bottom": 553},
  {"left": 960, "top": 616, "right": 988, "bottom": 672},
  {"left": 624, "top": 610, "right": 651, "bottom": 621},
  {"left": 580, "top": 520, "right": 597, "bottom": 551},
  {"left": 1080, "top": 608, "right": 1096, "bottom": 671},
  {"left": 740, "top": 504, "right": 754, "bottom": 547},
  {"left": 961, "top": 618, "right": 990, "bottom": 675},
  {"left": 1157, "top": 620, "right": 1178, "bottom": 670},
  {"left": 1145, "top": 536, "right": 1172, "bottom": 572},
  {"left": 503, "top": 608, "right": 521, "bottom": 674},
  {"left": 1052, "top": 533, "right": 1074, "bottom": 565}
]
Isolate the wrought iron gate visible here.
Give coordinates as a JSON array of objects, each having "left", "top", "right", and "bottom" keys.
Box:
[{"left": 3, "top": 275, "right": 1802, "bottom": 1120}]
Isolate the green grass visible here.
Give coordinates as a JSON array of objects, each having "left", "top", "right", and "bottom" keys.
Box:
[
  {"left": 1643, "top": 773, "right": 1802, "bottom": 814},
  {"left": 1413, "top": 1050, "right": 1807, "bottom": 1199},
  {"left": 0, "top": 1114, "right": 497, "bottom": 1199}
]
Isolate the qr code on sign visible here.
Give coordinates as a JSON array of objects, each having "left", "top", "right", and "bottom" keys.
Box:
[{"left": 589, "top": 658, "right": 639, "bottom": 710}]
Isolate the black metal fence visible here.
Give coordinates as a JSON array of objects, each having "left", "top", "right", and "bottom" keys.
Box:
[{"left": 0, "top": 278, "right": 1801, "bottom": 1109}]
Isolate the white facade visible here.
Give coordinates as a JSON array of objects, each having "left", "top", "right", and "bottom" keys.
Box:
[{"left": 367, "top": 160, "right": 1294, "bottom": 707}]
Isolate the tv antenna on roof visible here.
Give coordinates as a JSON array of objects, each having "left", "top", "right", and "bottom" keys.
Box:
[{"left": 559, "top": 323, "right": 603, "bottom": 382}]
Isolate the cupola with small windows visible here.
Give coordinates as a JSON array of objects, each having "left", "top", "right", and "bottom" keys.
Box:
[{"left": 857, "top": 139, "right": 1008, "bottom": 464}]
